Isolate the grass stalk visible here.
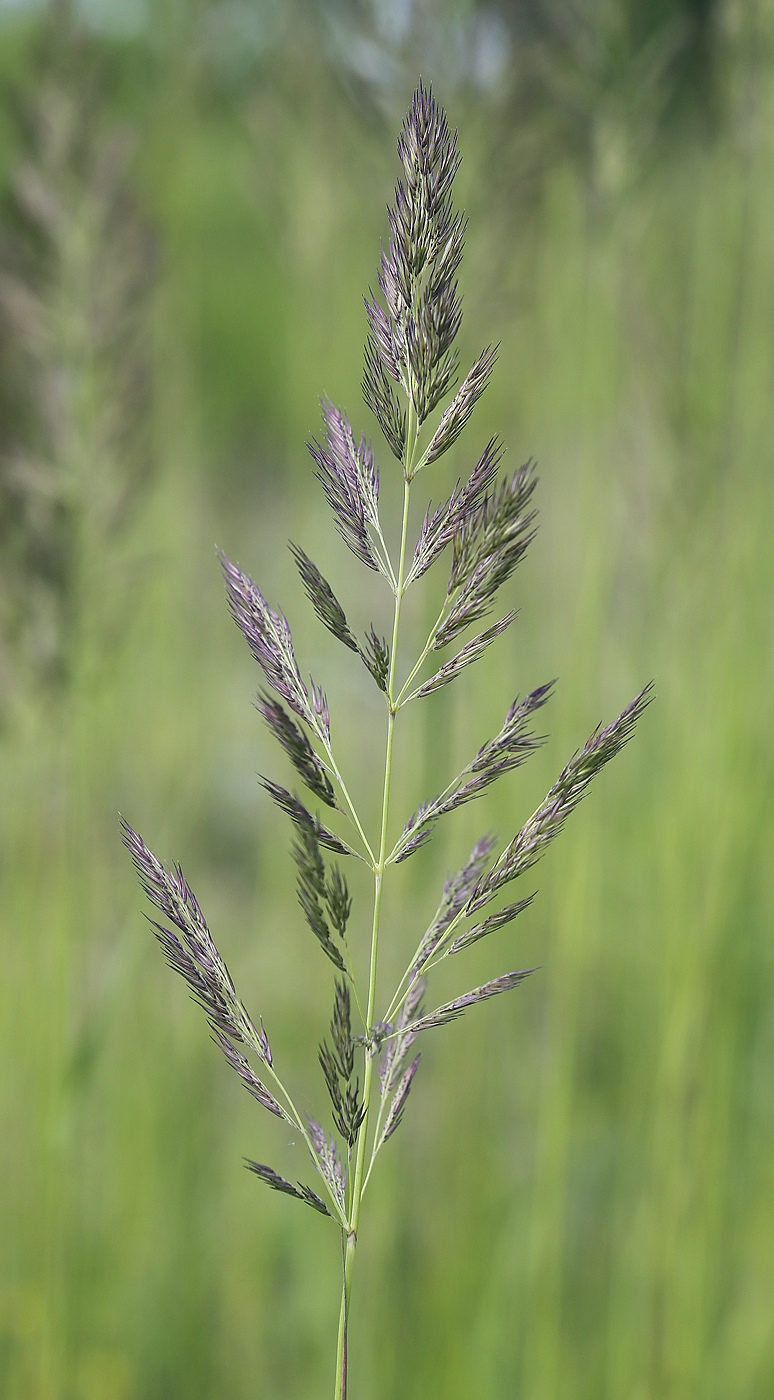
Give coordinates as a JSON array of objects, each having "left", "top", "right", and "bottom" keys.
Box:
[{"left": 334, "top": 472, "right": 412, "bottom": 1398}]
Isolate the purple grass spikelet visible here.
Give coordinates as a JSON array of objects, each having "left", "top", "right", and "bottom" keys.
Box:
[
  {"left": 466, "top": 684, "right": 654, "bottom": 913},
  {"left": 256, "top": 691, "right": 337, "bottom": 808},
  {"left": 244, "top": 1162, "right": 331, "bottom": 1217},
  {"left": 424, "top": 345, "right": 499, "bottom": 465},
  {"left": 376, "top": 1054, "right": 421, "bottom": 1150},
  {"left": 220, "top": 552, "right": 330, "bottom": 743},
  {"left": 308, "top": 1119, "right": 347, "bottom": 1214},
  {"left": 309, "top": 398, "right": 386, "bottom": 573},
  {"left": 402, "top": 969, "right": 537, "bottom": 1036}
]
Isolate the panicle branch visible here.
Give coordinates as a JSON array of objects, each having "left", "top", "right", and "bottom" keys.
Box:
[
  {"left": 256, "top": 692, "right": 337, "bottom": 809},
  {"left": 423, "top": 345, "right": 498, "bottom": 466},
  {"left": 409, "top": 613, "right": 516, "bottom": 701},
  {"left": 308, "top": 1118, "right": 347, "bottom": 1215},
  {"left": 400, "top": 969, "right": 537, "bottom": 1036},
  {"left": 245, "top": 1162, "right": 331, "bottom": 1217},
  {"left": 409, "top": 834, "right": 497, "bottom": 977},
  {"left": 121, "top": 819, "right": 268, "bottom": 1051},
  {"left": 319, "top": 981, "right": 366, "bottom": 1147},
  {"left": 467, "top": 685, "right": 654, "bottom": 913},
  {"left": 437, "top": 459, "right": 538, "bottom": 646},
  {"left": 406, "top": 437, "right": 501, "bottom": 586},
  {"left": 290, "top": 543, "right": 391, "bottom": 696},
  {"left": 392, "top": 684, "right": 554, "bottom": 863},
  {"left": 290, "top": 544, "right": 361, "bottom": 653},
  {"left": 220, "top": 552, "right": 330, "bottom": 743},
  {"left": 308, "top": 398, "right": 391, "bottom": 580}
]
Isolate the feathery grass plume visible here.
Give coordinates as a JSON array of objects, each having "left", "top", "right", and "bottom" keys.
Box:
[{"left": 126, "top": 81, "right": 649, "bottom": 1400}]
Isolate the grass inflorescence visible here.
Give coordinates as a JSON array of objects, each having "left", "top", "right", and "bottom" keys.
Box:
[{"left": 124, "top": 82, "right": 650, "bottom": 1398}]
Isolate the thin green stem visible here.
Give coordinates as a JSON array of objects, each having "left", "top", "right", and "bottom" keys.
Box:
[
  {"left": 342, "top": 939, "right": 368, "bottom": 1031},
  {"left": 372, "top": 518, "right": 398, "bottom": 591},
  {"left": 323, "top": 745, "right": 377, "bottom": 867},
  {"left": 394, "top": 593, "right": 453, "bottom": 707},
  {"left": 332, "top": 471, "right": 413, "bottom": 1400}
]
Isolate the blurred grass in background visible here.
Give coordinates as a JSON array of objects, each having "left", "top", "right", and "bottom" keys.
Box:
[{"left": 1, "top": 1, "right": 773, "bottom": 1397}]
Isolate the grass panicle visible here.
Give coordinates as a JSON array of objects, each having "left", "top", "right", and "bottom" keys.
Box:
[{"left": 125, "top": 81, "right": 649, "bottom": 1400}]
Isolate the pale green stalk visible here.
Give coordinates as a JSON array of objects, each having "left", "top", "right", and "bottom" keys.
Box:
[
  {"left": 322, "top": 744, "right": 378, "bottom": 866},
  {"left": 393, "top": 593, "right": 453, "bottom": 707},
  {"left": 333, "top": 438, "right": 416, "bottom": 1399}
]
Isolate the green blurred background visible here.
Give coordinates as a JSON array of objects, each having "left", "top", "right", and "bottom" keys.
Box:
[{"left": 1, "top": 1, "right": 772, "bottom": 1397}]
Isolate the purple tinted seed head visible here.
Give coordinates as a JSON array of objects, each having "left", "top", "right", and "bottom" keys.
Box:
[
  {"left": 220, "top": 552, "right": 329, "bottom": 742},
  {"left": 309, "top": 398, "right": 383, "bottom": 571}
]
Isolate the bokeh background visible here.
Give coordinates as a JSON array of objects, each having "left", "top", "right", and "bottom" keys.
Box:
[{"left": 1, "top": 1, "right": 773, "bottom": 1397}]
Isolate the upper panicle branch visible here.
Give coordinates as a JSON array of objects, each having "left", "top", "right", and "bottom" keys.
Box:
[
  {"left": 256, "top": 692, "right": 336, "bottom": 809},
  {"left": 308, "top": 398, "right": 391, "bottom": 580},
  {"left": 438, "top": 460, "right": 538, "bottom": 647},
  {"left": 467, "top": 685, "right": 654, "bottom": 913},
  {"left": 401, "top": 969, "right": 537, "bottom": 1036},
  {"left": 392, "top": 684, "right": 553, "bottom": 863},
  {"left": 411, "top": 613, "right": 516, "bottom": 701},
  {"left": 423, "top": 346, "right": 498, "bottom": 466},
  {"left": 221, "top": 553, "right": 330, "bottom": 744},
  {"left": 409, "top": 834, "right": 497, "bottom": 977}
]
